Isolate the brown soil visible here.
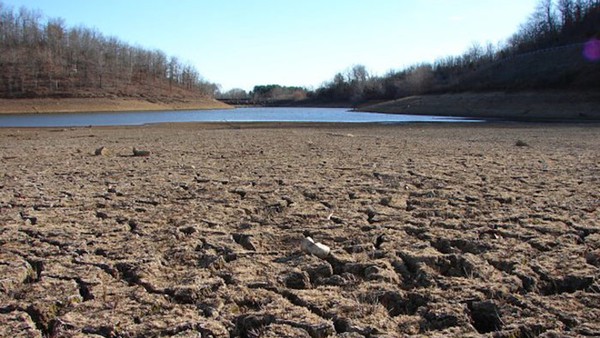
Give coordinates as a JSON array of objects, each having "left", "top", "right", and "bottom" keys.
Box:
[
  {"left": 1, "top": 123, "right": 599, "bottom": 337},
  {"left": 0, "top": 97, "right": 231, "bottom": 114},
  {"left": 359, "top": 91, "right": 600, "bottom": 121}
]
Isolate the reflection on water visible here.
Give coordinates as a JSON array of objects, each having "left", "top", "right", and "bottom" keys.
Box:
[{"left": 0, "top": 107, "right": 482, "bottom": 127}]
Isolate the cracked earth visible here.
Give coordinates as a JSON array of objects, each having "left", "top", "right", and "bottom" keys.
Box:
[{"left": 0, "top": 123, "right": 598, "bottom": 337}]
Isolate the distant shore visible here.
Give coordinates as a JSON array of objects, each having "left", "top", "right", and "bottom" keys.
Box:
[
  {"left": 2, "top": 91, "right": 600, "bottom": 122},
  {"left": 358, "top": 91, "right": 600, "bottom": 121},
  {"left": 0, "top": 97, "right": 231, "bottom": 114}
]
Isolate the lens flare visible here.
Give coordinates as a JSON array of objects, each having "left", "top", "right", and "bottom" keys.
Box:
[{"left": 583, "top": 38, "right": 600, "bottom": 61}]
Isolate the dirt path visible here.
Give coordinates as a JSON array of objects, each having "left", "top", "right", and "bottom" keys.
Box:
[{"left": 1, "top": 123, "right": 598, "bottom": 337}]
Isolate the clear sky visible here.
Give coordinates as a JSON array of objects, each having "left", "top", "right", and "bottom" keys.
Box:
[{"left": 3, "top": 0, "right": 538, "bottom": 91}]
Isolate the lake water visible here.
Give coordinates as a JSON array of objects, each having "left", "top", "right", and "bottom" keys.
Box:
[{"left": 0, "top": 107, "right": 482, "bottom": 127}]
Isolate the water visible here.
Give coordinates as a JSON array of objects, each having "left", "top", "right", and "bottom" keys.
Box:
[{"left": 0, "top": 107, "right": 482, "bottom": 127}]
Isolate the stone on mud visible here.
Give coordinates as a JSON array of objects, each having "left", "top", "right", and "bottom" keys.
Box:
[
  {"left": 94, "top": 146, "right": 109, "bottom": 156},
  {"left": 282, "top": 271, "right": 312, "bottom": 290}
]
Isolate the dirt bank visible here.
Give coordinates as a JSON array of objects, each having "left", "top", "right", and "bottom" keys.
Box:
[
  {"left": 0, "top": 97, "right": 231, "bottom": 114},
  {"left": 359, "top": 91, "right": 600, "bottom": 121},
  {"left": 1, "top": 123, "right": 599, "bottom": 337}
]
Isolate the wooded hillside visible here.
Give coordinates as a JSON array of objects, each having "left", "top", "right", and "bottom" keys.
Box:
[
  {"left": 312, "top": 0, "right": 600, "bottom": 104},
  {"left": 0, "top": 2, "right": 218, "bottom": 99}
]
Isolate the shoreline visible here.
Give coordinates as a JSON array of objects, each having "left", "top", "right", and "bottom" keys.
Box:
[
  {"left": 0, "top": 97, "right": 232, "bottom": 114},
  {"left": 2, "top": 91, "right": 600, "bottom": 123},
  {"left": 358, "top": 90, "right": 600, "bottom": 121}
]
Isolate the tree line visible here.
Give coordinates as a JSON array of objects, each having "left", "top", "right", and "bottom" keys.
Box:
[
  {"left": 0, "top": 2, "right": 218, "bottom": 99},
  {"left": 220, "top": 0, "right": 599, "bottom": 106},
  {"left": 218, "top": 84, "right": 308, "bottom": 103},
  {"left": 312, "top": 0, "right": 600, "bottom": 104}
]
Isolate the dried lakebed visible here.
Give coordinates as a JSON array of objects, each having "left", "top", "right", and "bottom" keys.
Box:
[{"left": 0, "top": 123, "right": 599, "bottom": 337}]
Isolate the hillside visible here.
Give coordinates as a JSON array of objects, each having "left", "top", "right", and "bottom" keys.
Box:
[
  {"left": 311, "top": 0, "right": 600, "bottom": 115},
  {"left": 0, "top": 3, "right": 220, "bottom": 111},
  {"left": 359, "top": 43, "right": 600, "bottom": 120},
  {"left": 438, "top": 43, "right": 600, "bottom": 92},
  {"left": 358, "top": 91, "right": 600, "bottom": 121}
]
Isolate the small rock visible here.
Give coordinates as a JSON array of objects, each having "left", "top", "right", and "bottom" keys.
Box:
[
  {"left": 95, "top": 211, "right": 109, "bottom": 220},
  {"left": 132, "top": 147, "right": 150, "bottom": 157},
  {"left": 380, "top": 196, "right": 393, "bottom": 206},
  {"left": 364, "top": 264, "right": 400, "bottom": 283},
  {"left": 304, "top": 261, "right": 333, "bottom": 281},
  {"left": 198, "top": 255, "right": 226, "bottom": 269},
  {"left": 230, "top": 189, "right": 247, "bottom": 199},
  {"left": 375, "top": 234, "right": 387, "bottom": 249},
  {"left": 232, "top": 233, "right": 256, "bottom": 251},
  {"left": 179, "top": 226, "right": 197, "bottom": 235},
  {"left": 94, "top": 146, "right": 109, "bottom": 156},
  {"left": 283, "top": 271, "right": 312, "bottom": 289},
  {"left": 468, "top": 300, "right": 503, "bottom": 333},
  {"left": 515, "top": 140, "right": 529, "bottom": 147}
]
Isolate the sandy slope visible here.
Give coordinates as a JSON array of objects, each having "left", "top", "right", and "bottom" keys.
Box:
[
  {"left": 0, "top": 97, "right": 231, "bottom": 114},
  {"left": 359, "top": 91, "right": 600, "bottom": 121},
  {"left": 0, "top": 123, "right": 599, "bottom": 337}
]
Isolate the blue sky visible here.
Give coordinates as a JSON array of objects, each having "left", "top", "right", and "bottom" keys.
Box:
[{"left": 3, "top": 0, "right": 538, "bottom": 91}]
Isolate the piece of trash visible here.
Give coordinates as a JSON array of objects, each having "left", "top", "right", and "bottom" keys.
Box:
[
  {"left": 133, "top": 147, "right": 151, "bottom": 157},
  {"left": 301, "top": 236, "right": 330, "bottom": 259}
]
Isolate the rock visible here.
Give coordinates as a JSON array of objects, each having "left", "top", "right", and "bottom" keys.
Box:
[
  {"left": 468, "top": 300, "right": 503, "bottom": 333},
  {"left": 198, "top": 254, "right": 226, "bottom": 270},
  {"left": 333, "top": 317, "right": 353, "bottom": 333},
  {"left": 378, "top": 291, "right": 429, "bottom": 317},
  {"left": 380, "top": 196, "right": 393, "bottom": 206},
  {"left": 0, "top": 255, "right": 31, "bottom": 294},
  {"left": 234, "top": 314, "right": 276, "bottom": 337},
  {"left": 178, "top": 226, "right": 197, "bottom": 235},
  {"left": 95, "top": 211, "right": 109, "bottom": 220},
  {"left": 320, "top": 273, "right": 357, "bottom": 286},
  {"left": 420, "top": 306, "right": 464, "bottom": 332},
  {"left": 230, "top": 188, "right": 247, "bottom": 199},
  {"left": 303, "top": 261, "right": 333, "bottom": 281},
  {"left": 166, "top": 278, "right": 224, "bottom": 304},
  {"left": 374, "top": 234, "right": 387, "bottom": 249},
  {"left": 0, "top": 311, "right": 42, "bottom": 338},
  {"left": 232, "top": 233, "right": 256, "bottom": 251},
  {"left": 364, "top": 264, "right": 400, "bottom": 283},
  {"left": 94, "top": 146, "right": 109, "bottom": 156},
  {"left": 283, "top": 271, "right": 312, "bottom": 289},
  {"left": 132, "top": 147, "right": 150, "bottom": 157}
]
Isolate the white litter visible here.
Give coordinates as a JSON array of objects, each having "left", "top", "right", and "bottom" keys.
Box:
[{"left": 301, "top": 236, "right": 330, "bottom": 259}]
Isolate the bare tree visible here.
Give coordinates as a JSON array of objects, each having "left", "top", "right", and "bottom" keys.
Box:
[{"left": 0, "top": 3, "right": 218, "bottom": 99}]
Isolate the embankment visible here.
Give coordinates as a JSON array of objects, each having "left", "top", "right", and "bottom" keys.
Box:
[
  {"left": 0, "top": 97, "right": 231, "bottom": 114},
  {"left": 358, "top": 91, "right": 600, "bottom": 121}
]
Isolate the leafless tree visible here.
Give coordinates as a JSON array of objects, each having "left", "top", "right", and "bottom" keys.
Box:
[{"left": 0, "top": 2, "right": 217, "bottom": 99}]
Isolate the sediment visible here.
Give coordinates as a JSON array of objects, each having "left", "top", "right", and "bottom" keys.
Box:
[
  {"left": 0, "top": 97, "right": 230, "bottom": 114},
  {"left": 1, "top": 122, "right": 598, "bottom": 337}
]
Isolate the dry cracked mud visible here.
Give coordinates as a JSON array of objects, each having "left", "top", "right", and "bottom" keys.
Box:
[{"left": 1, "top": 122, "right": 599, "bottom": 337}]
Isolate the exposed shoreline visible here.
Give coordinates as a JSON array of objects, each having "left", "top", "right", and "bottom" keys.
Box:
[
  {"left": 2, "top": 91, "right": 600, "bottom": 123},
  {"left": 1, "top": 123, "right": 598, "bottom": 336},
  {"left": 0, "top": 97, "right": 231, "bottom": 114},
  {"left": 358, "top": 91, "right": 600, "bottom": 121}
]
